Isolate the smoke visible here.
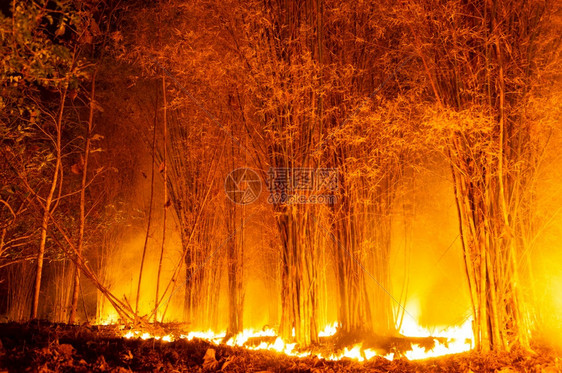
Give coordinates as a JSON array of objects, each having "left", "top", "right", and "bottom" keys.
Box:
[
  {"left": 98, "top": 127, "right": 562, "bottom": 350},
  {"left": 97, "top": 150, "right": 185, "bottom": 324},
  {"left": 531, "top": 127, "right": 562, "bottom": 351},
  {"left": 391, "top": 161, "right": 471, "bottom": 332}
]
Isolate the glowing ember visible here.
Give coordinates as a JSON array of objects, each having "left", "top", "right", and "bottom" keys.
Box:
[{"left": 97, "top": 313, "right": 120, "bottom": 325}]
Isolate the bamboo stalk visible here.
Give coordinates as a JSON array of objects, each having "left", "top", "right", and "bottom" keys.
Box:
[
  {"left": 69, "top": 71, "right": 97, "bottom": 324},
  {"left": 32, "top": 84, "right": 68, "bottom": 319},
  {"left": 155, "top": 74, "right": 168, "bottom": 322},
  {"left": 135, "top": 97, "right": 158, "bottom": 315}
]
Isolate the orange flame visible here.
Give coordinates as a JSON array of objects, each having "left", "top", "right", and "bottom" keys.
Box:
[{"left": 120, "top": 317, "right": 473, "bottom": 362}]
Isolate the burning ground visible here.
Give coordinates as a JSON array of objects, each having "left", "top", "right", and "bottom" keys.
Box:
[
  {"left": 0, "top": 322, "right": 560, "bottom": 372},
  {"left": 2, "top": 1, "right": 562, "bottom": 372}
]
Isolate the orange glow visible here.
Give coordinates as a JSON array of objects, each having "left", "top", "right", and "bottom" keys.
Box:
[{"left": 120, "top": 316, "right": 474, "bottom": 362}]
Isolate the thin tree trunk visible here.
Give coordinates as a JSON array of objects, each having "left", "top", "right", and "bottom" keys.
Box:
[
  {"left": 277, "top": 204, "right": 319, "bottom": 345},
  {"left": 155, "top": 75, "right": 168, "bottom": 322},
  {"left": 31, "top": 85, "right": 67, "bottom": 319},
  {"left": 226, "top": 203, "right": 239, "bottom": 336},
  {"left": 69, "top": 72, "right": 97, "bottom": 324},
  {"left": 135, "top": 101, "right": 158, "bottom": 315}
]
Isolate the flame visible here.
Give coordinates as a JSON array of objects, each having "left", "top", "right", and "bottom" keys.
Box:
[
  {"left": 180, "top": 330, "right": 226, "bottom": 344},
  {"left": 318, "top": 344, "right": 390, "bottom": 362},
  {"left": 225, "top": 327, "right": 277, "bottom": 347},
  {"left": 318, "top": 321, "right": 338, "bottom": 337},
  {"left": 398, "top": 301, "right": 473, "bottom": 359},
  {"left": 400, "top": 318, "right": 473, "bottom": 359},
  {"left": 120, "top": 316, "right": 473, "bottom": 362}
]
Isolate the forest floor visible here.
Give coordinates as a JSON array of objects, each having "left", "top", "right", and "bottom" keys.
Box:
[{"left": 0, "top": 322, "right": 560, "bottom": 372}]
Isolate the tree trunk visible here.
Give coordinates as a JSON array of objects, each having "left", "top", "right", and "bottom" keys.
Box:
[
  {"left": 277, "top": 204, "right": 318, "bottom": 345},
  {"left": 32, "top": 86, "right": 67, "bottom": 319},
  {"left": 155, "top": 75, "right": 168, "bottom": 322},
  {"left": 135, "top": 98, "right": 158, "bottom": 315},
  {"left": 70, "top": 73, "right": 96, "bottom": 324}
]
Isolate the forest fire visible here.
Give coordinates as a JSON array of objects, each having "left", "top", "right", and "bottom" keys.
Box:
[{"left": 1, "top": 0, "right": 562, "bottom": 371}]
